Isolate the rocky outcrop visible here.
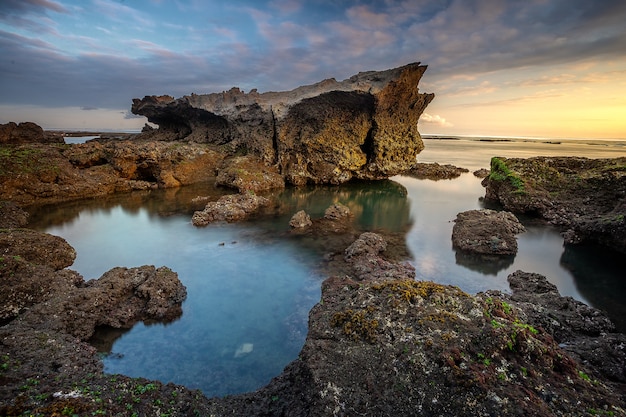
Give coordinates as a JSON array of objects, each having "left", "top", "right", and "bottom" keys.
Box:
[
  {"left": 132, "top": 63, "right": 434, "bottom": 185},
  {"left": 0, "top": 201, "right": 29, "bottom": 228},
  {"left": 485, "top": 270, "right": 626, "bottom": 387},
  {"left": 452, "top": 209, "right": 525, "bottom": 256},
  {"left": 0, "top": 122, "right": 63, "bottom": 144},
  {"left": 191, "top": 193, "right": 271, "bottom": 226},
  {"left": 0, "top": 140, "right": 224, "bottom": 206},
  {"left": 482, "top": 156, "right": 626, "bottom": 253},
  {"left": 216, "top": 155, "right": 285, "bottom": 193}
]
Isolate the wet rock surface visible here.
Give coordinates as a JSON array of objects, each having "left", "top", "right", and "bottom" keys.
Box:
[
  {"left": 0, "top": 122, "right": 63, "bottom": 144},
  {"left": 1, "top": 216, "right": 625, "bottom": 415},
  {"left": 132, "top": 63, "right": 434, "bottom": 185},
  {"left": 0, "top": 139, "right": 224, "bottom": 206},
  {"left": 482, "top": 156, "right": 626, "bottom": 253},
  {"left": 452, "top": 209, "right": 526, "bottom": 256},
  {"left": 191, "top": 193, "right": 271, "bottom": 225},
  {"left": 403, "top": 162, "right": 469, "bottom": 180}
]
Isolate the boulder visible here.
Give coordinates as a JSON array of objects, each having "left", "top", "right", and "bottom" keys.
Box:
[
  {"left": 403, "top": 162, "right": 469, "bottom": 180},
  {"left": 131, "top": 63, "right": 434, "bottom": 185},
  {"left": 289, "top": 210, "right": 312, "bottom": 229},
  {"left": 452, "top": 209, "right": 525, "bottom": 255},
  {"left": 323, "top": 202, "right": 351, "bottom": 220},
  {"left": 191, "top": 193, "right": 270, "bottom": 226},
  {"left": 0, "top": 122, "right": 63, "bottom": 144}
]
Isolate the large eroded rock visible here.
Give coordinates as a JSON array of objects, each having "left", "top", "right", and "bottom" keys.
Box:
[{"left": 132, "top": 62, "right": 434, "bottom": 185}]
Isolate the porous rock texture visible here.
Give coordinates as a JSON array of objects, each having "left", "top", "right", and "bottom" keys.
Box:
[
  {"left": 482, "top": 156, "right": 626, "bottom": 253},
  {"left": 0, "top": 139, "right": 224, "bottom": 206},
  {"left": 452, "top": 209, "right": 526, "bottom": 256},
  {"left": 1, "top": 203, "right": 625, "bottom": 415},
  {"left": 0, "top": 122, "right": 63, "bottom": 144},
  {"left": 191, "top": 193, "right": 271, "bottom": 226},
  {"left": 132, "top": 62, "right": 434, "bottom": 185}
]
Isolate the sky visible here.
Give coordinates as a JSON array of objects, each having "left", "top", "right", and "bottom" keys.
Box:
[{"left": 1, "top": 0, "right": 625, "bottom": 139}]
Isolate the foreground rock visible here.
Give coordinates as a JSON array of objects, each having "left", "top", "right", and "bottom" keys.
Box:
[
  {"left": 132, "top": 62, "right": 434, "bottom": 185},
  {"left": 482, "top": 156, "right": 626, "bottom": 253},
  {"left": 452, "top": 209, "right": 525, "bottom": 256},
  {"left": 1, "top": 226, "right": 625, "bottom": 415}
]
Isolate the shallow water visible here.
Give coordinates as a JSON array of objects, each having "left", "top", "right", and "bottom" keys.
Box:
[{"left": 29, "top": 137, "right": 626, "bottom": 397}]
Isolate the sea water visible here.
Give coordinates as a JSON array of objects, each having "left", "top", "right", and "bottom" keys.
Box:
[{"left": 29, "top": 136, "right": 626, "bottom": 397}]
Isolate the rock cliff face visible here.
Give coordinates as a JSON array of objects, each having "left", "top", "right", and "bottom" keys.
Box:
[{"left": 132, "top": 63, "right": 434, "bottom": 185}]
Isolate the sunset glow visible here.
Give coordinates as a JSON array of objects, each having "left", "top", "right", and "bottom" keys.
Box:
[{"left": 1, "top": 1, "right": 625, "bottom": 139}]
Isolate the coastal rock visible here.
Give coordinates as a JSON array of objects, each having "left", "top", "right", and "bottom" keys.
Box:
[
  {"left": 2, "top": 231, "right": 626, "bottom": 415},
  {"left": 16, "top": 265, "right": 187, "bottom": 340},
  {"left": 0, "top": 201, "right": 29, "bottom": 228},
  {"left": 0, "top": 140, "right": 224, "bottom": 206},
  {"left": 248, "top": 251, "right": 624, "bottom": 416},
  {"left": 403, "top": 162, "right": 469, "bottom": 180},
  {"left": 191, "top": 193, "right": 270, "bottom": 226},
  {"left": 452, "top": 209, "right": 525, "bottom": 255},
  {"left": 216, "top": 155, "right": 285, "bottom": 193},
  {"left": 0, "top": 229, "right": 76, "bottom": 271},
  {"left": 132, "top": 63, "right": 434, "bottom": 185},
  {"left": 485, "top": 270, "right": 626, "bottom": 385},
  {"left": 323, "top": 202, "right": 351, "bottom": 220},
  {"left": 0, "top": 122, "right": 63, "bottom": 144},
  {"left": 482, "top": 156, "right": 626, "bottom": 253},
  {"left": 473, "top": 168, "right": 490, "bottom": 178},
  {"left": 289, "top": 210, "right": 312, "bottom": 229}
]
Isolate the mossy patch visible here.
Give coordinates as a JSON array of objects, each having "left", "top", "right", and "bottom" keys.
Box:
[
  {"left": 489, "top": 157, "right": 525, "bottom": 193},
  {"left": 330, "top": 306, "right": 379, "bottom": 343}
]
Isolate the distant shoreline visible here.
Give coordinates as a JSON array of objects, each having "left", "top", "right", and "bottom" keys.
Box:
[{"left": 422, "top": 134, "right": 626, "bottom": 147}]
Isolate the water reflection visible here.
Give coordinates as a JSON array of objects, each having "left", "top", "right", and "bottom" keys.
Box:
[
  {"left": 454, "top": 251, "right": 515, "bottom": 275},
  {"left": 31, "top": 178, "right": 414, "bottom": 398},
  {"left": 28, "top": 171, "right": 625, "bottom": 397},
  {"left": 560, "top": 244, "right": 626, "bottom": 333}
]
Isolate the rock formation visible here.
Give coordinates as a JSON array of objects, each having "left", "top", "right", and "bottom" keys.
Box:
[
  {"left": 191, "top": 193, "right": 271, "bottom": 226},
  {"left": 132, "top": 62, "right": 434, "bottom": 185},
  {"left": 403, "top": 162, "right": 469, "bottom": 180},
  {"left": 0, "top": 122, "right": 63, "bottom": 144},
  {"left": 0, "top": 139, "right": 224, "bottom": 206},
  {"left": 452, "top": 209, "right": 525, "bottom": 256},
  {"left": 482, "top": 156, "right": 626, "bottom": 253}
]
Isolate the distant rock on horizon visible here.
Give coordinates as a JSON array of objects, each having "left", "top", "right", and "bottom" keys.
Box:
[
  {"left": 131, "top": 62, "right": 434, "bottom": 185},
  {"left": 0, "top": 121, "right": 63, "bottom": 144}
]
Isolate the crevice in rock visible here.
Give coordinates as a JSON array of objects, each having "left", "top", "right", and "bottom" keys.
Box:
[
  {"left": 361, "top": 121, "right": 377, "bottom": 165},
  {"left": 270, "top": 106, "right": 280, "bottom": 170}
]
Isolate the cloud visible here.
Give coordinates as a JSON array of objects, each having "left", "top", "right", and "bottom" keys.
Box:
[
  {"left": 420, "top": 113, "right": 453, "bottom": 127},
  {"left": 122, "top": 110, "right": 145, "bottom": 120},
  {"left": 0, "top": 0, "right": 68, "bottom": 15},
  {"left": 1, "top": 0, "right": 626, "bottom": 127}
]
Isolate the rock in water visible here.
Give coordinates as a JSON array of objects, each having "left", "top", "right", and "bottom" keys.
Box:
[
  {"left": 131, "top": 62, "right": 434, "bottom": 185},
  {"left": 452, "top": 209, "right": 526, "bottom": 255}
]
